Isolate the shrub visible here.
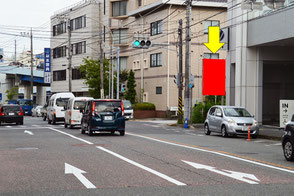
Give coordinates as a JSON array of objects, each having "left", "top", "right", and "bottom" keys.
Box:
[
  {"left": 192, "top": 102, "right": 205, "bottom": 123},
  {"left": 133, "top": 102, "right": 156, "bottom": 111}
]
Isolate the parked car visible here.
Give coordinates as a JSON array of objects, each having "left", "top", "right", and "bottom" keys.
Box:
[
  {"left": 64, "top": 97, "right": 93, "bottom": 129},
  {"left": 47, "top": 93, "right": 75, "bottom": 124},
  {"left": 81, "top": 99, "right": 125, "bottom": 136},
  {"left": 204, "top": 106, "right": 259, "bottom": 138},
  {"left": 32, "top": 105, "right": 43, "bottom": 117},
  {"left": 0, "top": 104, "right": 24, "bottom": 125},
  {"left": 41, "top": 103, "right": 48, "bottom": 121},
  {"left": 282, "top": 115, "right": 294, "bottom": 161},
  {"left": 122, "top": 100, "right": 133, "bottom": 120}
]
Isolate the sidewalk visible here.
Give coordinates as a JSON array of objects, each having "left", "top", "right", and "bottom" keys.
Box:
[{"left": 191, "top": 123, "right": 284, "bottom": 141}]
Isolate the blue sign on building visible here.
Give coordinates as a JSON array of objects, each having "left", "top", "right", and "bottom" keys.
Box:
[
  {"left": 44, "top": 48, "right": 51, "bottom": 83},
  {"left": 0, "top": 93, "right": 2, "bottom": 101}
]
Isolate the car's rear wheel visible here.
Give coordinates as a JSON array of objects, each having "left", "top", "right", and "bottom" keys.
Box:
[
  {"left": 120, "top": 130, "right": 125, "bottom": 136},
  {"left": 70, "top": 125, "right": 74, "bottom": 129},
  {"left": 221, "top": 125, "right": 228, "bottom": 137},
  {"left": 284, "top": 139, "right": 294, "bottom": 161},
  {"left": 64, "top": 123, "right": 68, "bottom": 128},
  {"left": 48, "top": 117, "right": 51, "bottom": 124},
  {"left": 52, "top": 117, "right": 56, "bottom": 125},
  {"left": 251, "top": 134, "right": 258, "bottom": 139},
  {"left": 111, "top": 131, "right": 115, "bottom": 135},
  {"left": 20, "top": 121, "right": 23, "bottom": 125},
  {"left": 204, "top": 124, "right": 211, "bottom": 135}
]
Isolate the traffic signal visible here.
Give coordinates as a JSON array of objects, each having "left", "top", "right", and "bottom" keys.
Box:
[
  {"left": 132, "top": 39, "right": 152, "bottom": 49},
  {"left": 189, "top": 74, "right": 195, "bottom": 88},
  {"left": 0, "top": 55, "right": 3, "bottom": 59},
  {"left": 121, "top": 84, "right": 126, "bottom": 93}
]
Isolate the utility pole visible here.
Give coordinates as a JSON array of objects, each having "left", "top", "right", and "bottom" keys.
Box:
[
  {"left": 67, "top": 18, "right": 72, "bottom": 92},
  {"left": 184, "top": 0, "right": 192, "bottom": 123},
  {"left": 116, "top": 47, "right": 120, "bottom": 99},
  {"left": 30, "top": 28, "right": 34, "bottom": 100},
  {"left": 99, "top": 41, "right": 104, "bottom": 98},
  {"left": 178, "top": 19, "right": 183, "bottom": 123},
  {"left": 14, "top": 40, "right": 17, "bottom": 62}
]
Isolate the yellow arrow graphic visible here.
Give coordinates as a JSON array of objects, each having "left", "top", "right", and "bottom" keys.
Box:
[{"left": 204, "top": 26, "right": 225, "bottom": 54}]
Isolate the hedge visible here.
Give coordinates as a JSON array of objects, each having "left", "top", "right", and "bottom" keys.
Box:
[{"left": 133, "top": 102, "right": 156, "bottom": 111}]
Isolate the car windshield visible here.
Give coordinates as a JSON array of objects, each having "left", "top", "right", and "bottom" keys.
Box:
[
  {"left": 2, "top": 106, "right": 21, "bottom": 112},
  {"left": 95, "top": 101, "right": 121, "bottom": 112},
  {"left": 56, "top": 98, "right": 69, "bottom": 107},
  {"left": 18, "top": 100, "right": 33, "bottom": 106},
  {"left": 223, "top": 108, "right": 252, "bottom": 117},
  {"left": 123, "top": 101, "right": 132, "bottom": 109},
  {"left": 73, "top": 101, "right": 86, "bottom": 110}
]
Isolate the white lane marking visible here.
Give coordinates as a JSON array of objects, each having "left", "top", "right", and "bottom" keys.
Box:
[
  {"left": 60, "top": 125, "right": 64, "bottom": 127},
  {"left": 48, "top": 128, "right": 93, "bottom": 145},
  {"left": 197, "top": 134, "right": 204, "bottom": 137},
  {"left": 265, "top": 143, "right": 281, "bottom": 147},
  {"left": 16, "top": 147, "right": 38, "bottom": 150},
  {"left": 32, "top": 125, "right": 40, "bottom": 127},
  {"left": 9, "top": 127, "right": 49, "bottom": 130},
  {"left": 46, "top": 127, "right": 186, "bottom": 186},
  {"left": 150, "top": 125, "right": 160, "bottom": 128},
  {"left": 126, "top": 132, "right": 294, "bottom": 175},
  {"left": 175, "top": 131, "right": 181, "bottom": 133},
  {"left": 24, "top": 130, "right": 34, "bottom": 135},
  {"left": 65, "top": 163, "right": 96, "bottom": 189},
  {"left": 5, "top": 126, "right": 12, "bottom": 128},
  {"left": 183, "top": 161, "right": 259, "bottom": 184},
  {"left": 186, "top": 133, "right": 196, "bottom": 136},
  {"left": 253, "top": 141, "right": 264, "bottom": 143},
  {"left": 97, "top": 146, "right": 186, "bottom": 186}
]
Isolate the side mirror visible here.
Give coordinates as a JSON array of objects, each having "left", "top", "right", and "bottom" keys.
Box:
[
  {"left": 80, "top": 109, "right": 84, "bottom": 113},
  {"left": 216, "top": 112, "right": 222, "bottom": 117},
  {"left": 252, "top": 115, "right": 255, "bottom": 118}
]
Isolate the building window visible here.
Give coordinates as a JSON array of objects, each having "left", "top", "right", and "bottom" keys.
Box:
[
  {"left": 70, "top": 15, "right": 86, "bottom": 31},
  {"left": 114, "top": 57, "right": 128, "bottom": 71},
  {"left": 53, "top": 22, "right": 66, "bottom": 36},
  {"left": 72, "top": 41, "right": 86, "bottom": 55},
  {"left": 72, "top": 69, "right": 85, "bottom": 80},
  {"left": 156, "top": 87, "right": 162, "bottom": 94},
  {"left": 53, "top": 70, "right": 66, "bottom": 81},
  {"left": 138, "top": 0, "right": 142, "bottom": 6},
  {"left": 150, "top": 53, "right": 162, "bottom": 67},
  {"left": 203, "top": 53, "right": 219, "bottom": 59},
  {"left": 112, "top": 29, "right": 128, "bottom": 44},
  {"left": 151, "top": 20, "right": 162, "bottom": 36},
  {"left": 204, "top": 20, "right": 219, "bottom": 34},
  {"left": 53, "top": 46, "right": 67, "bottom": 59},
  {"left": 112, "top": 1, "right": 127, "bottom": 17}
]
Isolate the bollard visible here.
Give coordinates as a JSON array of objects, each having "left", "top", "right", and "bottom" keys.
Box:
[
  {"left": 247, "top": 125, "right": 251, "bottom": 141},
  {"left": 184, "top": 118, "right": 188, "bottom": 129}
]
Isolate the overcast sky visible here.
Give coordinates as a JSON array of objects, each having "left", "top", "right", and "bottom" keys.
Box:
[{"left": 0, "top": 0, "right": 82, "bottom": 61}]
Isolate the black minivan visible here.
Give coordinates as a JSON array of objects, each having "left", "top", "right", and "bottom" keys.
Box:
[
  {"left": 81, "top": 99, "right": 125, "bottom": 136},
  {"left": 0, "top": 104, "right": 24, "bottom": 125}
]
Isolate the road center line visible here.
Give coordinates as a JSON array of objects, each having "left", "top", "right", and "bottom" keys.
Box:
[
  {"left": 126, "top": 132, "right": 294, "bottom": 175},
  {"left": 24, "top": 130, "right": 34, "bottom": 135},
  {"left": 97, "top": 146, "right": 186, "bottom": 186}
]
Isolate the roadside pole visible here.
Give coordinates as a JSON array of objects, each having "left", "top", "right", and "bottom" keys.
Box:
[
  {"left": 184, "top": 0, "right": 192, "bottom": 123},
  {"left": 67, "top": 19, "right": 72, "bottom": 93},
  {"left": 30, "top": 28, "right": 34, "bottom": 100},
  {"left": 116, "top": 47, "right": 120, "bottom": 99},
  {"left": 178, "top": 20, "right": 183, "bottom": 123}
]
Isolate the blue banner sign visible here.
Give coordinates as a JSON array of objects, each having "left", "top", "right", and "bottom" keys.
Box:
[{"left": 44, "top": 48, "right": 51, "bottom": 83}]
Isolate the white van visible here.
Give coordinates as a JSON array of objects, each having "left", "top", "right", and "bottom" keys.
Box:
[
  {"left": 64, "top": 97, "right": 93, "bottom": 128},
  {"left": 47, "top": 93, "right": 75, "bottom": 124}
]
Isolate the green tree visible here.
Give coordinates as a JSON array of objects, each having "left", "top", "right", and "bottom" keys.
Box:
[
  {"left": 125, "top": 70, "right": 137, "bottom": 104},
  {"left": 6, "top": 86, "right": 19, "bottom": 101},
  {"left": 79, "top": 57, "right": 109, "bottom": 98}
]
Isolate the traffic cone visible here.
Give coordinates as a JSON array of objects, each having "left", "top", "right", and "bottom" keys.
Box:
[{"left": 184, "top": 118, "right": 188, "bottom": 128}]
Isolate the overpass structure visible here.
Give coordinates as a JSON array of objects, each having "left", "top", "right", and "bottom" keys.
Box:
[{"left": 0, "top": 65, "right": 49, "bottom": 105}]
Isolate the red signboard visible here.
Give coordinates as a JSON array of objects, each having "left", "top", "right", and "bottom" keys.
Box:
[{"left": 203, "top": 59, "right": 226, "bottom": 96}]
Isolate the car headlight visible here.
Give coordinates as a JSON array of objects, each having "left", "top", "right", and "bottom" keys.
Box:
[
  {"left": 228, "top": 119, "right": 235, "bottom": 126},
  {"left": 253, "top": 120, "right": 258, "bottom": 127}
]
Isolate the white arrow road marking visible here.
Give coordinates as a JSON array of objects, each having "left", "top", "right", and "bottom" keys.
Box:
[
  {"left": 97, "top": 146, "right": 186, "bottom": 186},
  {"left": 183, "top": 160, "right": 259, "bottom": 184},
  {"left": 24, "top": 130, "right": 34, "bottom": 135},
  {"left": 65, "top": 163, "right": 96, "bottom": 189}
]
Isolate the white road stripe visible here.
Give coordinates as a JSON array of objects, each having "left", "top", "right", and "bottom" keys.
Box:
[
  {"left": 32, "top": 125, "right": 40, "bottom": 127},
  {"left": 47, "top": 127, "right": 186, "bottom": 186},
  {"left": 265, "top": 143, "right": 281, "bottom": 147},
  {"left": 97, "top": 146, "right": 186, "bottom": 186},
  {"left": 5, "top": 126, "right": 12, "bottom": 128},
  {"left": 197, "top": 134, "right": 204, "bottom": 137},
  {"left": 48, "top": 128, "right": 93, "bottom": 145},
  {"left": 24, "top": 130, "right": 34, "bottom": 135},
  {"left": 126, "top": 132, "right": 294, "bottom": 175},
  {"left": 253, "top": 141, "right": 264, "bottom": 143}
]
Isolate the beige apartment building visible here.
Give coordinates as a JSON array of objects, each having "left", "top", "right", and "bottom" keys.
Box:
[{"left": 50, "top": 0, "right": 227, "bottom": 113}]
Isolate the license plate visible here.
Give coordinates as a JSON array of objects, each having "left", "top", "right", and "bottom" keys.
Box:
[
  {"left": 9, "top": 113, "right": 14, "bottom": 116},
  {"left": 104, "top": 116, "right": 113, "bottom": 121},
  {"left": 242, "top": 127, "right": 249, "bottom": 131}
]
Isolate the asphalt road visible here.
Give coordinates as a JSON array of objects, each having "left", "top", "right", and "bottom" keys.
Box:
[{"left": 1, "top": 117, "right": 294, "bottom": 195}]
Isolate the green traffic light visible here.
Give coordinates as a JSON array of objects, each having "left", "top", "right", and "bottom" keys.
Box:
[{"left": 134, "top": 40, "right": 140, "bottom": 47}]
